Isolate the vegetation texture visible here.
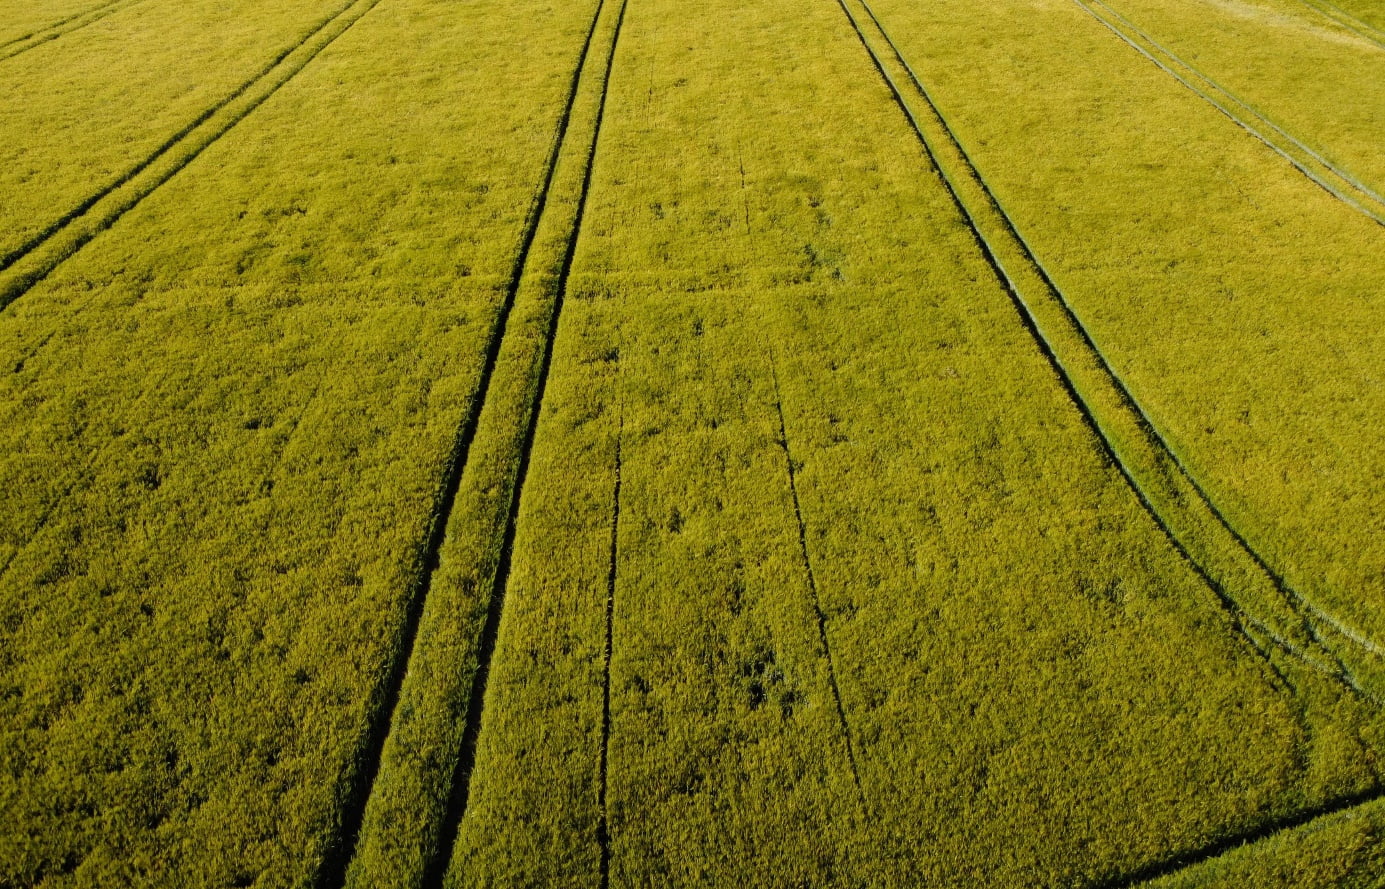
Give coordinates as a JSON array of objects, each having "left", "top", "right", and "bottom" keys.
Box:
[{"left": 1, "top": 0, "right": 1383, "bottom": 885}]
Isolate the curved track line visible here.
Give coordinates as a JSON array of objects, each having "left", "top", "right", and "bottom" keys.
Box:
[
  {"left": 1094, "top": 784, "right": 1385, "bottom": 888},
  {"left": 832, "top": 0, "right": 1379, "bottom": 698},
  {"left": 421, "top": 3, "right": 629, "bottom": 885},
  {"left": 850, "top": 0, "right": 1385, "bottom": 692},
  {"left": 313, "top": 0, "right": 616, "bottom": 884},
  {"left": 1074, "top": 0, "right": 1385, "bottom": 225}
]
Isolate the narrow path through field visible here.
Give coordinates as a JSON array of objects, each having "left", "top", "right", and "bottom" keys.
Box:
[
  {"left": 0, "top": 0, "right": 143, "bottom": 61},
  {"left": 0, "top": 0, "right": 379, "bottom": 311},
  {"left": 1073, "top": 0, "right": 1385, "bottom": 225},
  {"left": 312, "top": 0, "right": 611, "bottom": 882},
  {"left": 836, "top": 0, "right": 1385, "bottom": 703}
]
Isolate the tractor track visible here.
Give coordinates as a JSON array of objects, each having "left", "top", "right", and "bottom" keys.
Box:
[
  {"left": 421, "top": 1, "right": 628, "bottom": 883},
  {"left": 0, "top": 0, "right": 144, "bottom": 62},
  {"left": 768, "top": 350, "right": 866, "bottom": 804},
  {"left": 833, "top": 0, "right": 1385, "bottom": 879},
  {"left": 853, "top": 0, "right": 1385, "bottom": 686},
  {"left": 598, "top": 388, "right": 624, "bottom": 889},
  {"left": 0, "top": 0, "right": 379, "bottom": 312},
  {"left": 313, "top": 0, "right": 618, "bottom": 882},
  {"left": 1292, "top": 0, "right": 1385, "bottom": 51},
  {"left": 832, "top": 0, "right": 1379, "bottom": 697},
  {"left": 1074, "top": 0, "right": 1385, "bottom": 225},
  {"left": 1092, "top": 784, "right": 1385, "bottom": 888}
]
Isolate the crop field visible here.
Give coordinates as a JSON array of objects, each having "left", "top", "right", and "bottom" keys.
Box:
[{"left": 1, "top": 0, "right": 1383, "bottom": 884}]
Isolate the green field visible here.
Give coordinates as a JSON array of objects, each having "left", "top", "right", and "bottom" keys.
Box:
[{"left": 2, "top": 0, "right": 1384, "bottom": 884}]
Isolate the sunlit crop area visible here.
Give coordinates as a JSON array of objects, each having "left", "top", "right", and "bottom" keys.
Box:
[{"left": 2, "top": 0, "right": 1384, "bottom": 885}]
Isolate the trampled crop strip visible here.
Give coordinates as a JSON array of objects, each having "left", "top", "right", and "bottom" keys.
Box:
[
  {"left": 1074, "top": 0, "right": 1385, "bottom": 226},
  {"left": 1093, "top": 784, "right": 1385, "bottom": 888},
  {"left": 831, "top": 0, "right": 1375, "bottom": 696},
  {"left": 314, "top": 0, "right": 617, "bottom": 883},
  {"left": 0, "top": 0, "right": 375, "bottom": 312},
  {"left": 769, "top": 352, "right": 866, "bottom": 803},
  {"left": 423, "top": 1, "right": 628, "bottom": 883},
  {"left": 0, "top": 0, "right": 144, "bottom": 62}
]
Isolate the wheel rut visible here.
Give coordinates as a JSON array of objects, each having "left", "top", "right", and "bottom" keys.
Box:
[{"left": 833, "top": 0, "right": 1384, "bottom": 699}]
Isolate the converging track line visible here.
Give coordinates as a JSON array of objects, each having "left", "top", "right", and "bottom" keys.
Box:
[
  {"left": 314, "top": 0, "right": 617, "bottom": 883},
  {"left": 768, "top": 351, "right": 866, "bottom": 805},
  {"left": 837, "top": 0, "right": 1384, "bottom": 698},
  {"left": 0, "top": 0, "right": 384, "bottom": 313},
  {"left": 421, "top": 0, "right": 629, "bottom": 883}
]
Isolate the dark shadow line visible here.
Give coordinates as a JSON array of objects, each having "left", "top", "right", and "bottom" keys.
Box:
[
  {"left": 768, "top": 349, "right": 866, "bottom": 804},
  {"left": 1091, "top": 785, "right": 1385, "bottom": 889},
  {"left": 314, "top": 0, "right": 613, "bottom": 884},
  {"left": 422, "top": 0, "right": 629, "bottom": 885}
]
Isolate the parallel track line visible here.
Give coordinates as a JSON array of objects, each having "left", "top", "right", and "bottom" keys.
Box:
[
  {"left": 0, "top": 0, "right": 372, "bottom": 310},
  {"left": 420, "top": 0, "right": 629, "bottom": 882},
  {"left": 843, "top": 0, "right": 1384, "bottom": 695},
  {"left": 0, "top": 0, "right": 140, "bottom": 61},
  {"left": 598, "top": 388, "right": 623, "bottom": 889},
  {"left": 1074, "top": 0, "right": 1385, "bottom": 225},
  {"left": 315, "top": 0, "right": 615, "bottom": 882},
  {"left": 831, "top": 0, "right": 1343, "bottom": 694}
]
